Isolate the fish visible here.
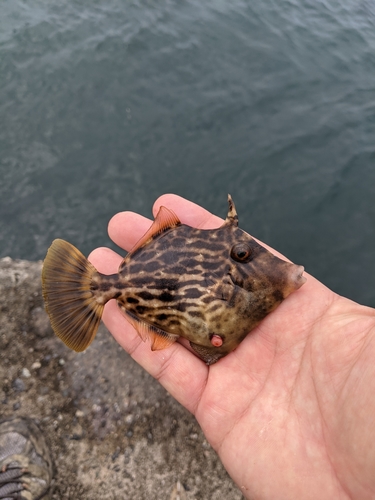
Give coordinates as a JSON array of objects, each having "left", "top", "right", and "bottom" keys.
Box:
[{"left": 42, "top": 195, "right": 306, "bottom": 365}]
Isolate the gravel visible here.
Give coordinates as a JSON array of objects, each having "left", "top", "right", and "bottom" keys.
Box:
[{"left": 0, "top": 257, "right": 243, "bottom": 499}]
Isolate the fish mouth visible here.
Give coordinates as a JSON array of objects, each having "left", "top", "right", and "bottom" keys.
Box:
[{"left": 289, "top": 265, "right": 306, "bottom": 291}]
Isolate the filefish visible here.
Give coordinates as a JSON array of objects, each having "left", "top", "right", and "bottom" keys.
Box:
[{"left": 42, "top": 196, "right": 306, "bottom": 365}]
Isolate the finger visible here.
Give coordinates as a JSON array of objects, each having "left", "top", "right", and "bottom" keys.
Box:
[
  {"left": 153, "top": 193, "right": 223, "bottom": 229},
  {"left": 88, "top": 247, "right": 122, "bottom": 274},
  {"left": 108, "top": 212, "right": 153, "bottom": 252}
]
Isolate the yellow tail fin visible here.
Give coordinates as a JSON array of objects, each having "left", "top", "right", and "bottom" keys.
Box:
[{"left": 42, "top": 239, "right": 104, "bottom": 352}]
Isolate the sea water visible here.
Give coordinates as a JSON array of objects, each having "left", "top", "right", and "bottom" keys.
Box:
[{"left": 1, "top": 0, "right": 374, "bottom": 305}]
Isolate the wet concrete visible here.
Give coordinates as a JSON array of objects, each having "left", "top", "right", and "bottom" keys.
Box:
[{"left": 0, "top": 257, "right": 243, "bottom": 499}]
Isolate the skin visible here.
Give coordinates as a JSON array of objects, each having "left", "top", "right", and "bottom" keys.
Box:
[{"left": 89, "top": 194, "right": 375, "bottom": 500}]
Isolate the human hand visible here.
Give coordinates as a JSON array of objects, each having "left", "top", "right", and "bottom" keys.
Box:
[{"left": 89, "top": 195, "right": 375, "bottom": 500}]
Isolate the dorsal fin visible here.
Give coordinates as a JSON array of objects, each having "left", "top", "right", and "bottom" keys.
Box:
[
  {"left": 124, "top": 311, "right": 179, "bottom": 351},
  {"left": 130, "top": 206, "right": 180, "bottom": 253},
  {"left": 225, "top": 194, "right": 238, "bottom": 227},
  {"left": 119, "top": 206, "right": 181, "bottom": 272}
]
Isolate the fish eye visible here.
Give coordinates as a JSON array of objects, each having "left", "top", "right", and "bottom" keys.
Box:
[{"left": 230, "top": 243, "right": 253, "bottom": 263}]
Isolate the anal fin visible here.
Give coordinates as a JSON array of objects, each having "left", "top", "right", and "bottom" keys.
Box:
[{"left": 123, "top": 309, "right": 179, "bottom": 351}]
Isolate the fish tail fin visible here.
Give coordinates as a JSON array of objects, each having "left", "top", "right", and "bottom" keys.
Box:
[{"left": 42, "top": 239, "right": 107, "bottom": 352}]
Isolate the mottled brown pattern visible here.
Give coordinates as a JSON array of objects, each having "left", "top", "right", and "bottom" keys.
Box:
[{"left": 42, "top": 195, "right": 306, "bottom": 364}]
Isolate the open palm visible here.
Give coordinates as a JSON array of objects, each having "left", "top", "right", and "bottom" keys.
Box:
[{"left": 89, "top": 194, "right": 375, "bottom": 500}]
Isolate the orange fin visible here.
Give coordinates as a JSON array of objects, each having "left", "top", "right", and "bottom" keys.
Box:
[
  {"left": 150, "top": 331, "right": 178, "bottom": 351},
  {"left": 123, "top": 311, "right": 149, "bottom": 342},
  {"left": 119, "top": 206, "right": 180, "bottom": 271},
  {"left": 42, "top": 239, "right": 105, "bottom": 352},
  {"left": 124, "top": 311, "right": 178, "bottom": 351},
  {"left": 130, "top": 206, "right": 181, "bottom": 253}
]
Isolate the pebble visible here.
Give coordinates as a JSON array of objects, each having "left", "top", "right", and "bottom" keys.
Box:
[
  {"left": 59, "top": 358, "right": 65, "bottom": 366},
  {"left": 31, "top": 361, "right": 42, "bottom": 370},
  {"left": 12, "top": 378, "right": 25, "bottom": 392},
  {"left": 71, "top": 423, "right": 83, "bottom": 439},
  {"left": 112, "top": 447, "right": 120, "bottom": 461},
  {"left": 22, "top": 367, "right": 31, "bottom": 378},
  {"left": 75, "top": 410, "right": 85, "bottom": 418},
  {"left": 92, "top": 403, "right": 101, "bottom": 413},
  {"left": 125, "top": 414, "right": 134, "bottom": 424}
]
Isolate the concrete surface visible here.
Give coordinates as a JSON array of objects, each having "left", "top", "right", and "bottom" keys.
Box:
[{"left": 0, "top": 257, "right": 243, "bottom": 499}]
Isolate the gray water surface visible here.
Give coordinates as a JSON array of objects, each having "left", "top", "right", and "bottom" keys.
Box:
[{"left": 1, "top": 0, "right": 374, "bottom": 306}]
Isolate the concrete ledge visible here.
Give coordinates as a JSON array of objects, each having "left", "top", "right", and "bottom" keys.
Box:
[{"left": 0, "top": 257, "right": 242, "bottom": 499}]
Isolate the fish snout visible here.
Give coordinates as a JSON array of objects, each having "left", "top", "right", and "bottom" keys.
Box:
[{"left": 283, "top": 264, "right": 306, "bottom": 297}]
